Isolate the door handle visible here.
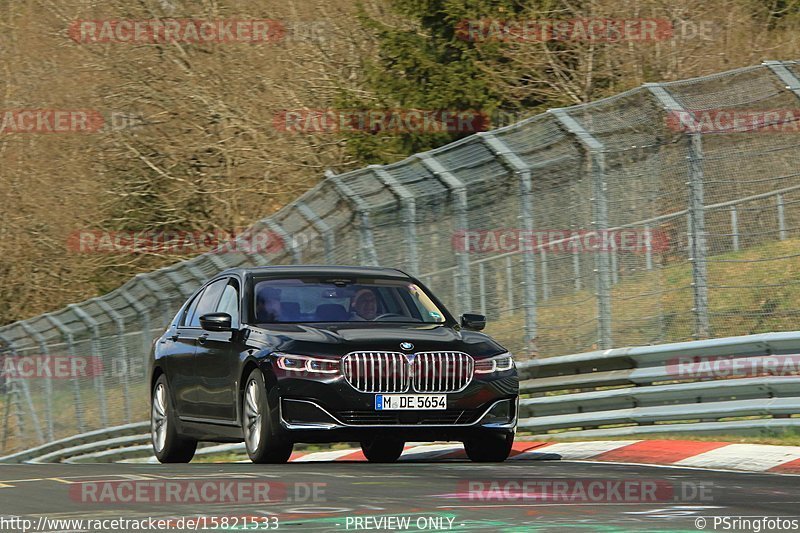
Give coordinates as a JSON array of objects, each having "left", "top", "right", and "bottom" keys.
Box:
[
  {"left": 198, "top": 334, "right": 209, "bottom": 345},
  {"left": 169, "top": 333, "right": 179, "bottom": 341}
]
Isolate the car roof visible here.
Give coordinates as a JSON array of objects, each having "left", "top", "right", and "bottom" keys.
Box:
[{"left": 217, "top": 265, "right": 412, "bottom": 280}]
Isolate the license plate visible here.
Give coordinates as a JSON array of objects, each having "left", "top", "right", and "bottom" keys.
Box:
[{"left": 375, "top": 394, "right": 447, "bottom": 410}]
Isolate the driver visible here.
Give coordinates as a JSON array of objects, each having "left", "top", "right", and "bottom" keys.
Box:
[
  {"left": 255, "top": 287, "right": 282, "bottom": 322},
  {"left": 350, "top": 288, "right": 378, "bottom": 321}
]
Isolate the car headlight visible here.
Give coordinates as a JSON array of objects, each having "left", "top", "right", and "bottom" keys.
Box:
[
  {"left": 274, "top": 353, "right": 340, "bottom": 374},
  {"left": 474, "top": 352, "right": 514, "bottom": 374}
]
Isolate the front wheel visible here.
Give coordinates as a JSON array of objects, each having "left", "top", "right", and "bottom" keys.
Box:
[
  {"left": 151, "top": 375, "right": 197, "bottom": 463},
  {"left": 360, "top": 438, "right": 405, "bottom": 463},
  {"left": 464, "top": 433, "right": 513, "bottom": 462},
  {"left": 242, "top": 369, "right": 293, "bottom": 464}
]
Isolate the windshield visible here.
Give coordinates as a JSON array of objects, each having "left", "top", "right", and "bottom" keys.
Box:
[{"left": 252, "top": 277, "right": 447, "bottom": 323}]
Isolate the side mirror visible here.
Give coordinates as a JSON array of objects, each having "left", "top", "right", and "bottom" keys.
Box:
[
  {"left": 199, "top": 312, "right": 233, "bottom": 332},
  {"left": 460, "top": 313, "right": 486, "bottom": 331}
]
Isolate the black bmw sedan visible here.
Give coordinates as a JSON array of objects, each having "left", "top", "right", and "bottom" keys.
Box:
[{"left": 149, "top": 266, "right": 519, "bottom": 464}]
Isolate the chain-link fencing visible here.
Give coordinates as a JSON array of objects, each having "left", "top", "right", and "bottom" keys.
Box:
[{"left": 2, "top": 60, "right": 800, "bottom": 453}]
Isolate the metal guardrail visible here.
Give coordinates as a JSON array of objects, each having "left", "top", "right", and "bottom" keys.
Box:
[
  {"left": 0, "top": 423, "right": 296, "bottom": 464},
  {"left": 517, "top": 331, "right": 800, "bottom": 438},
  {"left": 0, "top": 422, "right": 149, "bottom": 463}
]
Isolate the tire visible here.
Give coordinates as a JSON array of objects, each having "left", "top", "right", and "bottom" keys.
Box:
[
  {"left": 151, "top": 375, "right": 197, "bottom": 463},
  {"left": 242, "top": 368, "right": 293, "bottom": 464},
  {"left": 464, "top": 433, "right": 514, "bottom": 462},
  {"left": 360, "top": 438, "right": 405, "bottom": 463}
]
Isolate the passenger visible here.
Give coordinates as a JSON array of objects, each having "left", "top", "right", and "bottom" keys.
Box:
[
  {"left": 350, "top": 288, "right": 378, "bottom": 321},
  {"left": 255, "top": 287, "right": 282, "bottom": 322}
]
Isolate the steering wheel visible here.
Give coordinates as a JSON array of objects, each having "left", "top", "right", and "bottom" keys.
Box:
[{"left": 373, "top": 313, "right": 405, "bottom": 321}]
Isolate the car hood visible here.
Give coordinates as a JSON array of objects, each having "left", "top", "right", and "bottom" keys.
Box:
[{"left": 246, "top": 323, "right": 506, "bottom": 359}]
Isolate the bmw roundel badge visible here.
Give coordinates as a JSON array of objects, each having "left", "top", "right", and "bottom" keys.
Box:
[{"left": 400, "top": 342, "right": 414, "bottom": 351}]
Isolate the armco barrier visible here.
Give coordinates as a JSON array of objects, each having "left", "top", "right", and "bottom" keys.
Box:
[
  {"left": 0, "top": 422, "right": 148, "bottom": 463},
  {"left": 517, "top": 331, "right": 800, "bottom": 438}
]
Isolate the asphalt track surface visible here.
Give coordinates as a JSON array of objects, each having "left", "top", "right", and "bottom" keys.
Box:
[{"left": 1, "top": 458, "right": 800, "bottom": 533}]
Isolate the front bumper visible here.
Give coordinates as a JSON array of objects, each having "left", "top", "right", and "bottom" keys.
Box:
[{"left": 272, "top": 369, "right": 518, "bottom": 443}]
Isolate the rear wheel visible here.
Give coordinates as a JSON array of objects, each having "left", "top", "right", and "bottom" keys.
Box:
[
  {"left": 151, "top": 375, "right": 197, "bottom": 463},
  {"left": 243, "top": 369, "right": 293, "bottom": 464},
  {"left": 360, "top": 438, "right": 405, "bottom": 463},
  {"left": 464, "top": 433, "right": 513, "bottom": 462}
]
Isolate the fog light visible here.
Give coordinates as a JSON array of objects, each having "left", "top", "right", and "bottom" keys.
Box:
[{"left": 481, "top": 399, "right": 515, "bottom": 425}]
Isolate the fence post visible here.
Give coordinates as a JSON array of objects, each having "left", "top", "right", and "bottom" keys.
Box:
[
  {"left": 0, "top": 337, "right": 15, "bottom": 450},
  {"left": 326, "top": 170, "right": 379, "bottom": 267},
  {"left": 43, "top": 314, "right": 86, "bottom": 434},
  {"left": 550, "top": 109, "right": 613, "bottom": 349},
  {"left": 94, "top": 298, "right": 132, "bottom": 424},
  {"left": 69, "top": 304, "right": 108, "bottom": 428},
  {"left": 646, "top": 83, "right": 711, "bottom": 339},
  {"left": 764, "top": 61, "right": 800, "bottom": 243},
  {"left": 688, "top": 135, "right": 712, "bottom": 338},
  {"left": 777, "top": 194, "right": 787, "bottom": 241},
  {"left": 121, "top": 289, "right": 154, "bottom": 404},
  {"left": 505, "top": 256, "right": 514, "bottom": 314},
  {"left": 370, "top": 166, "right": 419, "bottom": 275},
  {"left": 0, "top": 334, "right": 42, "bottom": 448},
  {"left": 730, "top": 206, "right": 740, "bottom": 251},
  {"left": 763, "top": 60, "right": 800, "bottom": 99},
  {"left": 478, "top": 262, "right": 487, "bottom": 315},
  {"left": 296, "top": 202, "right": 335, "bottom": 264},
  {"left": 480, "top": 132, "right": 538, "bottom": 352},
  {"left": 610, "top": 245, "right": 619, "bottom": 285},
  {"left": 17, "top": 322, "right": 54, "bottom": 441},
  {"left": 418, "top": 153, "right": 472, "bottom": 315},
  {"left": 540, "top": 248, "right": 550, "bottom": 300}
]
